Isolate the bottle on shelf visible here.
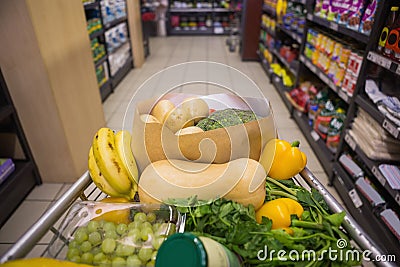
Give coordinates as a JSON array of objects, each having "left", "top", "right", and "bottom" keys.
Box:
[
  {"left": 379, "top": 6, "right": 398, "bottom": 54},
  {"left": 384, "top": 7, "right": 400, "bottom": 61}
]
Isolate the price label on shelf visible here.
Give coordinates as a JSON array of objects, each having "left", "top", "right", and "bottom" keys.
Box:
[
  {"left": 307, "top": 14, "right": 313, "bottom": 21},
  {"left": 367, "top": 51, "right": 374, "bottom": 61},
  {"left": 338, "top": 90, "right": 349, "bottom": 103},
  {"left": 348, "top": 189, "right": 363, "bottom": 208},
  {"left": 295, "top": 110, "right": 302, "bottom": 117},
  {"left": 311, "top": 130, "right": 320, "bottom": 141},
  {"left": 345, "top": 133, "right": 357, "bottom": 151},
  {"left": 395, "top": 65, "right": 400, "bottom": 76},
  {"left": 300, "top": 55, "right": 305, "bottom": 63},
  {"left": 378, "top": 56, "right": 392, "bottom": 69},
  {"left": 383, "top": 119, "right": 399, "bottom": 138},
  {"left": 274, "top": 76, "right": 281, "bottom": 83},
  {"left": 329, "top": 22, "right": 339, "bottom": 31},
  {"left": 372, "top": 166, "right": 386, "bottom": 187},
  {"left": 214, "top": 27, "right": 224, "bottom": 34}
]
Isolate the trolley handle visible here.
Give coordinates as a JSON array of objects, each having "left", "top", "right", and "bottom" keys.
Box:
[{"left": 0, "top": 172, "right": 92, "bottom": 264}]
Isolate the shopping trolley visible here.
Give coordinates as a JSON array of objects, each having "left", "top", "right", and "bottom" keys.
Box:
[{"left": 0, "top": 167, "right": 396, "bottom": 266}]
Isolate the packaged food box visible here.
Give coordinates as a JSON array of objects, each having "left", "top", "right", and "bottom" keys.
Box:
[
  {"left": 337, "top": 0, "right": 352, "bottom": 25},
  {"left": 346, "top": 0, "right": 367, "bottom": 31},
  {"left": 359, "top": 0, "right": 379, "bottom": 35}
]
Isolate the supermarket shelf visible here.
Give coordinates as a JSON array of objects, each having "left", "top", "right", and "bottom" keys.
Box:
[
  {"left": 279, "top": 25, "right": 302, "bottom": 44},
  {"left": 89, "top": 29, "right": 104, "bottom": 40},
  {"left": 291, "top": 0, "right": 306, "bottom": 4},
  {"left": 83, "top": 1, "right": 99, "bottom": 9},
  {"left": 261, "top": 24, "right": 276, "bottom": 38},
  {"left": 262, "top": 4, "right": 276, "bottom": 17},
  {"left": 367, "top": 51, "right": 400, "bottom": 76},
  {"left": 108, "top": 40, "right": 129, "bottom": 56},
  {"left": 0, "top": 161, "right": 36, "bottom": 227},
  {"left": 0, "top": 105, "right": 12, "bottom": 122},
  {"left": 293, "top": 110, "right": 335, "bottom": 176},
  {"left": 111, "top": 56, "right": 133, "bottom": 88},
  {"left": 271, "top": 74, "right": 293, "bottom": 110},
  {"left": 169, "top": 8, "right": 214, "bottom": 12},
  {"left": 300, "top": 55, "right": 350, "bottom": 104},
  {"left": 213, "top": 8, "right": 234, "bottom": 12},
  {"left": 332, "top": 162, "right": 400, "bottom": 255},
  {"left": 94, "top": 55, "right": 107, "bottom": 67},
  {"left": 259, "top": 39, "right": 273, "bottom": 51},
  {"left": 99, "top": 79, "right": 112, "bottom": 102},
  {"left": 257, "top": 50, "right": 273, "bottom": 78},
  {"left": 104, "top": 17, "right": 127, "bottom": 31},
  {"left": 306, "top": 14, "right": 369, "bottom": 44},
  {"left": 344, "top": 132, "right": 400, "bottom": 206},
  {"left": 355, "top": 95, "right": 400, "bottom": 139},
  {"left": 169, "top": 27, "right": 214, "bottom": 35},
  {"left": 272, "top": 49, "right": 297, "bottom": 77}
]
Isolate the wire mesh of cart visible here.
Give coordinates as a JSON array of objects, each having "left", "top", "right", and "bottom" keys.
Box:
[
  {"left": 0, "top": 168, "right": 396, "bottom": 266},
  {"left": 225, "top": 0, "right": 242, "bottom": 52}
]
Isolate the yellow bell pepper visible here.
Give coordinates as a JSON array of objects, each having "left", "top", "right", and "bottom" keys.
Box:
[
  {"left": 0, "top": 258, "right": 93, "bottom": 267},
  {"left": 255, "top": 198, "right": 304, "bottom": 230},
  {"left": 260, "top": 139, "right": 307, "bottom": 180}
]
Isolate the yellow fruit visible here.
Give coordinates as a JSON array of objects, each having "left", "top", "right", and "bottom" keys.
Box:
[
  {"left": 0, "top": 258, "right": 93, "bottom": 267},
  {"left": 91, "top": 197, "right": 132, "bottom": 225}
]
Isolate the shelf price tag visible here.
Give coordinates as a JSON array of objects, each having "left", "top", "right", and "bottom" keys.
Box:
[
  {"left": 348, "top": 189, "right": 363, "bottom": 208},
  {"left": 345, "top": 133, "right": 357, "bottom": 151},
  {"left": 372, "top": 166, "right": 386, "bottom": 186},
  {"left": 378, "top": 56, "right": 392, "bottom": 69},
  {"left": 396, "top": 65, "right": 400, "bottom": 76},
  {"left": 295, "top": 110, "right": 302, "bottom": 117},
  {"left": 311, "top": 130, "right": 320, "bottom": 141},
  {"left": 307, "top": 14, "right": 313, "bottom": 21},
  {"left": 383, "top": 119, "right": 399, "bottom": 138},
  {"left": 367, "top": 51, "right": 375, "bottom": 61},
  {"left": 329, "top": 22, "right": 339, "bottom": 31}
]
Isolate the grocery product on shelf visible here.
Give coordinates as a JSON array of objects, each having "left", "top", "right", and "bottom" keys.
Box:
[
  {"left": 360, "top": 0, "right": 380, "bottom": 35},
  {"left": 101, "top": 0, "right": 127, "bottom": 25},
  {"left": 91, "top": 38, "right": 106, "bottom": 63},
  {"left": 364, "top": 79, "right": 400, "bottom": 130},
  {"left": 0, "top": 158, "right": 15, "bottom": 186},
  {"left": 378, "top": 6, "right": 398, "bottom": 54},
  {"left": 348, "top": 108, "right": 400, "bottom": 161},
  {"left": 87, "top": 18, "right": 102, "bottom": 35},
  {"left": 95, "top": 63, "right": 108, "bottom": 87},
  {"left": 105, "top": 23, "right": 128, "bottom": 54}
]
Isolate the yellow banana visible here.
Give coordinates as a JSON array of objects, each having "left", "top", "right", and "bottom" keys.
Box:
[
  {"left": 88, "top": 146, "right": 124, "bottom": 198},
  {"left": 92, "top": 128, "right": 135, "bottom": 199},
  {"left": 115, "top": 130, "right": 139, "bottom": 189}
]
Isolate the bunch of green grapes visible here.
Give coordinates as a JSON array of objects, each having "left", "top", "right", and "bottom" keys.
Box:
[{"left": 66, "top": 211, "right": 176, "bottom": 267}]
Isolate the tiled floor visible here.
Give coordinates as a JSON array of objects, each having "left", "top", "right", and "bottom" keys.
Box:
[{"left": 0, "top": 36, "right": 344, "bottom": 259}]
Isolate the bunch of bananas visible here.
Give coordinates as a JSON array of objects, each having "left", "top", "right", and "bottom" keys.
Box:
[{"left": 88, "top": 128, "right": 138, "bottom": 200}]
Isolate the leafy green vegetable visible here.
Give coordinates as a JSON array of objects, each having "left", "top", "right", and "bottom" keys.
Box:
[
  {"left": 170, "top": 178, "right": 361, "bottom": 266},
  {"left": 196, "top": 108, "right": 258, "bottom": 131}
]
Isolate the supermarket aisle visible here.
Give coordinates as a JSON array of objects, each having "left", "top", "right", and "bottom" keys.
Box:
[{"left": 0, "top": 36, "right": 342, "bottom": 258}]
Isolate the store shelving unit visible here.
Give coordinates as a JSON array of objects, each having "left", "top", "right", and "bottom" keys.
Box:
[
  {"left": 83, "top": 0, "right": 134, "bottom": 102},
  {"left": 167, "top": 1, "right": 238, "bottom": 35},
  {"left": 0, "top": 69, "right": 41, "bottom": 228},
  {"left": 257, "top": 0, "right": 400, "bottom": 254}
]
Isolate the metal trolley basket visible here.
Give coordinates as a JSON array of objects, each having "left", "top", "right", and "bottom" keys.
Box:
[
  {"left": 0, "top": 168, "right": 396, "bottom": 266},
  {"left": 0, "top": 62, "right": 395, "bottom": 266}
]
